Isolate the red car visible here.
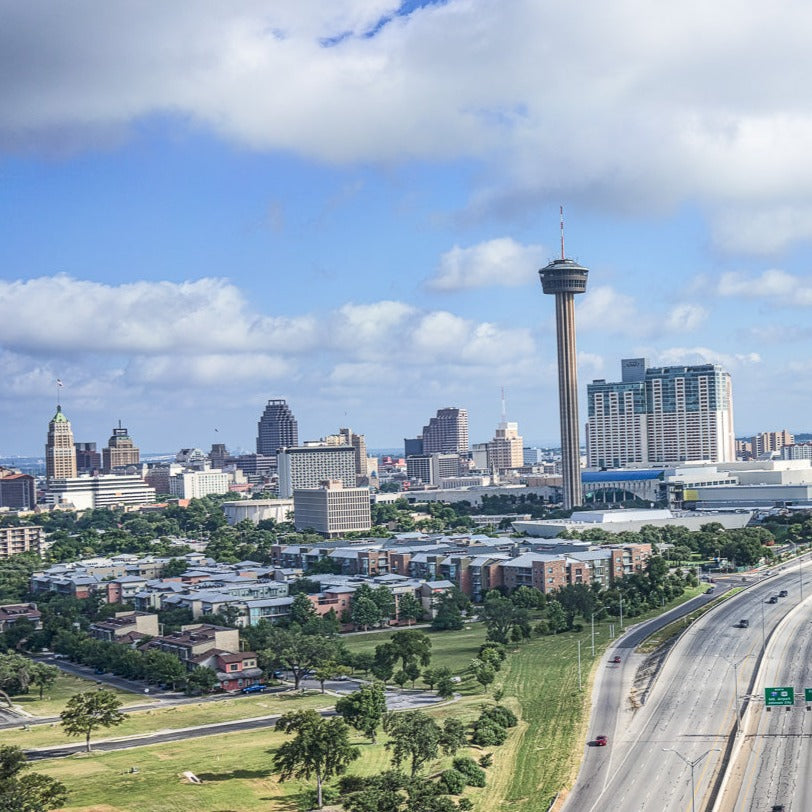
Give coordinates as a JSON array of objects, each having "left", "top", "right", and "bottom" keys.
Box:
[
  {"left": 610, "top": 655, "right": 621, "bottom": 664},
  {"left": 595, "top": 735, "right": 608, "bottom": 746}
]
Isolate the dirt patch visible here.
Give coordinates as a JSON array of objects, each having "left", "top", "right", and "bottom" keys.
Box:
[{"left": 629, "top": 637, "right": 677, "bottom": 710}]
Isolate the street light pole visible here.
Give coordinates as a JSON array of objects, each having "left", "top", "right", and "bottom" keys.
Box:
[
  {"left": 721, "top": 654, "right": 750, "bottom": 736},
  {"left": 577, "top": 639, "right": 582, "bottom": 691},
  {"left": 788, "top": 540, "right": 803, "bottom": 601},
  {"left": 760, "top": 597, "right": 766, "bottom": 649},
  {"left": 619, "top": 594, "right": 624, "bottom": 631},
  {"left": 662, "top": 747, "right": 720, "bottom": 812},
  {"left": 591, "top": 612, "right": 595, "bottom": 656}
]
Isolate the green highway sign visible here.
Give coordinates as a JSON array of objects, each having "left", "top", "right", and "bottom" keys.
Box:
[
  {"left": 805, "top": 688, "right": 812, "bottom": 703},
  {"left": 765, "top": 687, "right": 795, "bottom": 707}
]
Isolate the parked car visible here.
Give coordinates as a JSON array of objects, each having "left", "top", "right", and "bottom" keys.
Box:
[
  {"left": 595, "top": 735, "right": 608, "bottom": 746},
  {"left": 241, "top": 684, "right": 267, "bottom": 694}
]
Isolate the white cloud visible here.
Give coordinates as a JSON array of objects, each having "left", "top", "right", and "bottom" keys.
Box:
[
  {"left": 427, "top": 237, "right": 544, "bottom": 290},
  {"left": 128, "top": 353, "right": 292, "bottom": 386},
  {"left": 578, "top": 286, "right": 638, "bottom": 333},
  {"left": 8, "top": 3, "right": 812, "bottom": 250},
  {"left": 654, "top": 346, "right": 761, "bottom": 369},
  {"left": 718, "top": 269, "right": 812, "bottom": 305},
  {"left": 664, "top": 303, "right": 708, "bottom": 332}
]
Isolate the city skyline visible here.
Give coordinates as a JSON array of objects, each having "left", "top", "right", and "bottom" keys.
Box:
[{"left": 4, "top": 3, "right": 812, "bottom": 454}]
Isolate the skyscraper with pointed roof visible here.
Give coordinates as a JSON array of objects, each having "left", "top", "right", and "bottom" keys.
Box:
[{"left": 45, "top": 405, "right": 77, "bottom": 480}]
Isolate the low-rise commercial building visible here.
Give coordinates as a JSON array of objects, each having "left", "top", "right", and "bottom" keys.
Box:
[{"left": 293, "top": 480, "right": 371, "bottom": 537}]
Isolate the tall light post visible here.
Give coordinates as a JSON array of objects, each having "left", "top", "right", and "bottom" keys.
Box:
[
  {"left": 619, "top": 594, "right": 624, "bottom": 631},
  {"left": 721, "top": 654, "right": 751, "bottom": 736},
  {"left": 577, "top": 639, "right": 582, "bottom": 691},
  {"left": 662, "top": 747, "right": 720, "bottom": 812},
  {"left": 591, "top": 612, "right": 595, "bottom": 656},
  {"left": 760, "top": 597, "right": 766, "bottom": 649},
  {"left": 787, "top": 539, "right": 803, "bottom": 601}
]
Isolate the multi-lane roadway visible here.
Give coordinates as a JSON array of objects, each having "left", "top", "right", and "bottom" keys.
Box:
[{"left": 563, "top": 559, "right": 810, "bottom": 812}]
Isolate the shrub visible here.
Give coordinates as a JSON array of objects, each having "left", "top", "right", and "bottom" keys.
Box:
[
  {"left": 480, "top": 704, "right": 518, "bottom": 728},
  {"left": 438, "top": 768, "right": 467, "bottom": 795},
  {"left": 470, "top": 718, "right": 507, "bottom": 746},
  {"left": 478, "top": 753, "right": 493, "bottom": 768},
  {"left": 452, "top": 756, "right": 486, "bottom": 788}
]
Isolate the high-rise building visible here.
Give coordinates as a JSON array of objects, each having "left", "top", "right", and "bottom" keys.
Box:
[
  {"left": 209, "top": 443, "right": 228, "bottom": 470},
  {"left": 406, "top": 453, "right": 461, "bottom": 485},
  {"left": 45, "top": 405, "right": 77, "bottom": 480},
  {"left": 325, "top": 428, "right": 368, "bottom": 482},
  {"left": 539, "top": 232, "right": 589, "bottom": 510},
  {"left": 168, "top": 469, "right": 231, "bottom": 500},
  {"left": 0, "top": 467, "right": 36, "bottom": 510},
  {"left": 277, "top": 445, "right": 356, "bottom": 498},
  {"left": 256, "top": 399, "right": 298, "bottom": 456},
  {"left": 421, "top": 408, "right": 469, "bottom": 455},
  {"left": 752, "top": 430, "right": 794, "bottom": 457},
  {"left": 293, "top": 479, "right": 372, "bottom": 537},
  {"left": 586, "top": 360, "right": 735, "bottom": 467},
  {"left": 102, "top": 422, "right": 140, "bottom": 472},
  {"left": 75, "top": 442, "right": 101, "bottom": 474}
]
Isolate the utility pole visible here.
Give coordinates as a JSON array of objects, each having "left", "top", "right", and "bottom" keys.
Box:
[
  {"left": 662, "top": 747, "right": 720, "bottom": 812},
  {"left": 591, "top": 612, "right": 595, "bottom": 656},
  {"left": 619, "top": 594, "right": 624, "bottom": 631},
  {"left": 577, "top": 639, "right": 582, "bottom": 691}
]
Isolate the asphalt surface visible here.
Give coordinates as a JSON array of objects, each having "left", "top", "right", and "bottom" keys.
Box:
[
  {"left": 717, "top": 587, "right": 812, "bottom": 812},
  {"left": 562, "top": 560, "right": 810, "bottom": 812}
]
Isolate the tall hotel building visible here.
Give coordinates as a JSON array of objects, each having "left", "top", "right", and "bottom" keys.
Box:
[
  {"left": 277, "top": 445, "right": 356, "bottom": 498},
  {"left": 421, "top": 407, "right": 469, "bottom": 455},
  {"left": 586, "top": 359, "right": 735, "bottom": 467}
]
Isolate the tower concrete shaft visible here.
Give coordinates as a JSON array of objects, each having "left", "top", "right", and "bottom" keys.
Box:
[{"left": 540, "top": 257, "right": 589, "bottom": 510}]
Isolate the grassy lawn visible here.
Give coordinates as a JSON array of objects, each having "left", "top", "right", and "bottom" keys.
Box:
[
  {"left": 343, "top": 624, "right": 489, "bottom": 695},
  {"left": 35, "top": 698, "right": 486, "bottom": 812},
  {"left": 8, "top": 691, "right": 332, "bottom": 751},
  {"left": 9, "top": 672, "right": 148, "bottom": 717}
]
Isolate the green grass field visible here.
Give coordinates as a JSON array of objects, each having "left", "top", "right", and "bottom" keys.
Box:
[{"left": 10, "top": 671, "right": 149, "bottom": 717}]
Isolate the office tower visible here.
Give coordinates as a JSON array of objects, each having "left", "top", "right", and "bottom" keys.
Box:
[
  {"left": 539, "top": 223, "right": 589, "bottom": 510},
  {"left": 0, "top": 467, "right": 36, "bottom": 510},
  {"left": 421, "top": 407, "right": 469, "bottom": 454},
  {"left": 406, "top": 453, "right": 461, "bottom": 485},
  {"left": 45, "top": 405, "right": 77, "bottom": 479},
  {"left": 586, "top": 360, "right": 735, "bottom": 466},
  {"left": 209, "top": 443, "right": 228, "bottom": 470},
  {"left": 102, "top": 422, "right": 140, "bottom": 472},
  {"left": 256, "top": 399, "right": 298, "bottom": 455},
  {"left": 75, "top": 442, "right": 101, "bottom": 474},
  {"left": 277, "top": 445, "right": 356, "bottom": 498},
  {"left": 404, "top": 436, "right": 424, "bottom": 457},
  {"left": 293, "top": 479, "right": 372, "bottom": 537},
  {"left": 487, "top": 392, "right": 524, "bottom": 471}
]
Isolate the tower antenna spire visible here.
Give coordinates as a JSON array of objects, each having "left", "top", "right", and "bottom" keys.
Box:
[
  {"left": 501, "top": 386, "right": 506, "bottom": 423},
  {"left": 560, "top": 205, "right": 565, "bottom": 260}
]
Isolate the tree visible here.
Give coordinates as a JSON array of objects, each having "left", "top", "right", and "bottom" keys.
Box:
[
  {"left": 431, "top": 594, "right": 464, "bottom": 631},
  {"left": 434, "top": 667, "right": 455, "bottom": 700},
  {"left": 143, "top": 649, "right": 187, "bottom": 690},
  {"left": 288, "top": 592, "right": 318, "bottom": 629},
  {"left": 274, "top": 709, "right": 360, "bottom": 809},
  {"left": 472, "top": 660, "right": 496, "bottom": 691},
  {"left": 30, "top": 662, "right": 59, "bottom": 700},
  {"left": 393, "top": 669, "right": 409, "bottom": 689},
  {"left": 404, "top": 662, "right": 421, "bottom": 687},
  {"left": 396, "top": 593, "right": 423, "bottom": 625},
  {"left": 352, "top": 597, "right": 382, "bottom": 631},
  {"left": 161, "top": 558, "right": 188, "bottom": 578},
  {"left": 439, "top": 718, "right": 467, "bottom": 756},
  {"left": 335, "top": 683, "right": 387, "bottom": 742},
  {"left": 0, "top": 653, "right": 36, "bottom": 706},
  {"left": 0, "top": 745, "right": 68, "bottom": 812},
  {"left": 482, "top": 591, "right": 529, "bottom": 644},
  {"left": 372, "top": 587, "right": 396, "bottom": 627},
  {"left": 185, "top": 666, "right": 219, "bottom": 696},
  {"left": 383, "top": 711, "right": 441, "bottom": 777},
  {"left": 388, "top": 630, "right": 432, "bottom": 672},
  {"left": 259, "top": 628, "right": 341, "bottom": 689},
  {"left": 314, "top": 660, "right": 349, "bottom": 693},
  {"left": 60, "top": 690, "right": 127, "bottom": 752}
]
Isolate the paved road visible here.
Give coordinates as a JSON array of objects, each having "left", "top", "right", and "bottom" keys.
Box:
[
  {"left": 562, "top": 561, "right": 809, "bottom": 812},
  {"left": 717, "top": 590, "right": 812, "bottom": 812}
]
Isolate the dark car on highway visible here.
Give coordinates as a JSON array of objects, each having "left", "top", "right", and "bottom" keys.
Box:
[
  {"left": 768, "top": 595, "right": 779, "bottom": 604},
  {"left": 610, "top": 656, "right": 621, "bottom": 664},
  {"left": 778, "top": 589, "right": 788, "bottom": 597},
  {"left": 595, "top": 735, "right": 608, "bottom": 746}
]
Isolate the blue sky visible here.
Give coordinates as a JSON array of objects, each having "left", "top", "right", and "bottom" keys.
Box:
[{"left": 2, "top": 0, "right": 812, "bottom": 456}]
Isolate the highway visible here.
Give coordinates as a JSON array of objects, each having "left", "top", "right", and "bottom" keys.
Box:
[
  {"left": 562, "top": 559, "right": 809, "bottom": 812},
  {"left": 716, "top": 587, "right": 811, "bottom": 812}
]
